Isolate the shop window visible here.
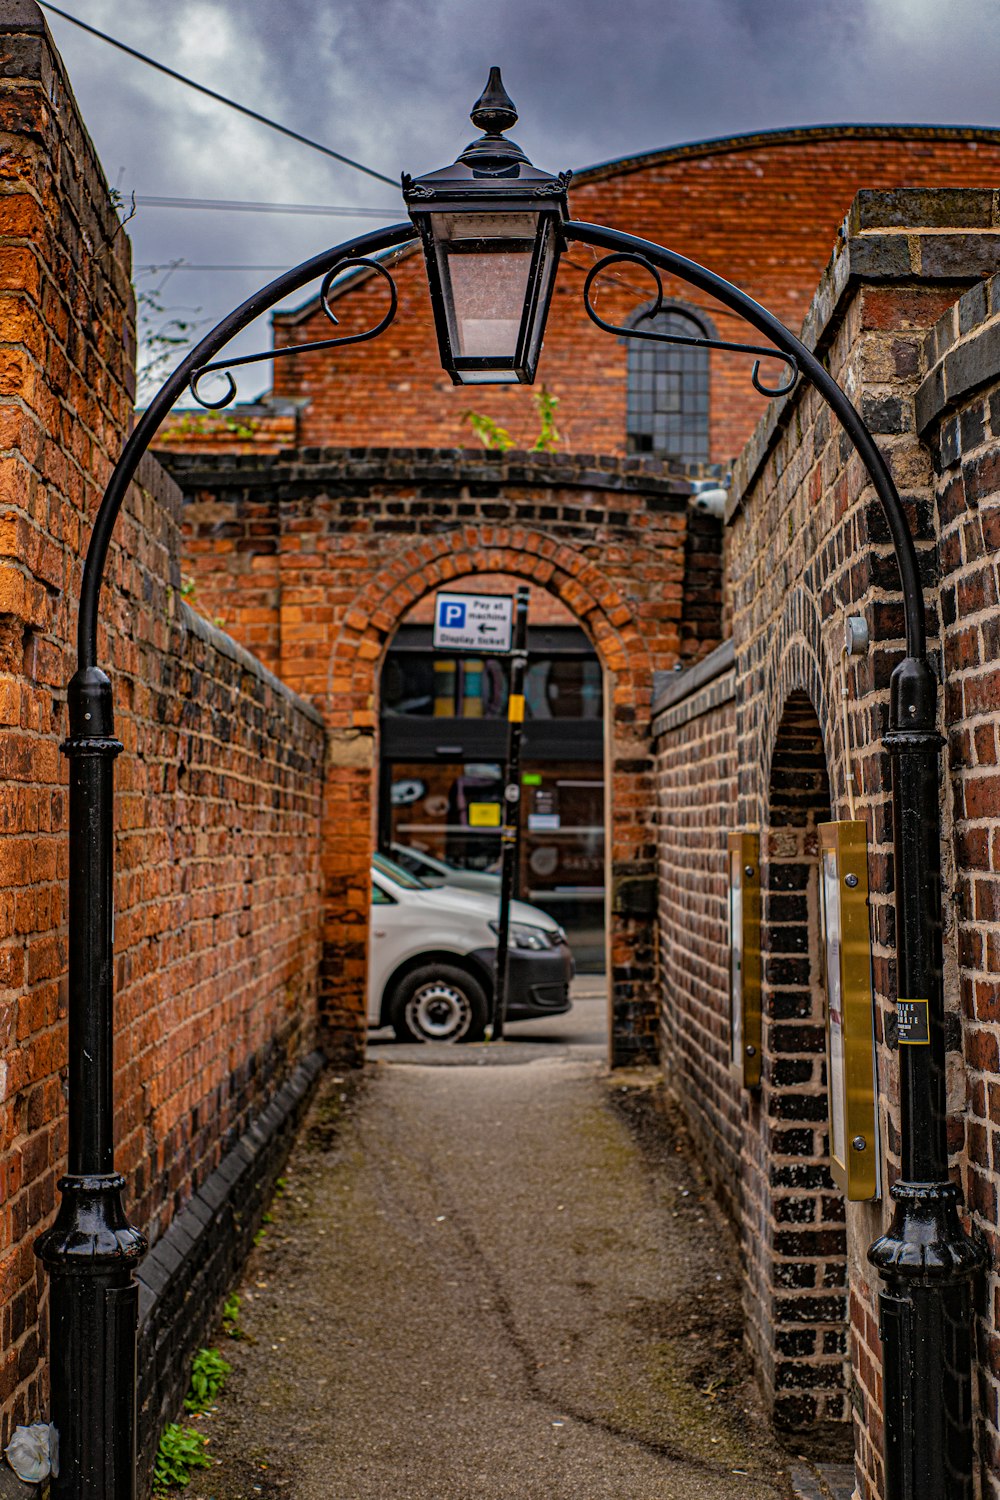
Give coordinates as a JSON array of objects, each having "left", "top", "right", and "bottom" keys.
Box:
[
  {"left": 626, "top": 305, "right": 709, "bottom": 463},
  {"left": 382, "top": 652, "right": 602, "bottom": 720}
]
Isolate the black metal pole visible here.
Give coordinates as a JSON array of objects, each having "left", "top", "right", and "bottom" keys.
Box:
[
  {"left": 35, "top": 668, "right": 146, "bottom": 1500},
  {"left": 561, "top": 219, "right": 984, "bottom": 1500},
  {"left": 868, "top": 656, "right": 982, "bottom": 1500},
  {"left": 34, "top": 222, "right": 418, "bottom": 1500},
  {"left": 491, "top": 586, "right": 529, "bottom": 1041}
]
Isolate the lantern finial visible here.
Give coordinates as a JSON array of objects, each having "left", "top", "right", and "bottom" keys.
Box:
[{"left": 471, "top": 68, "right": 518, "bottom": 136}]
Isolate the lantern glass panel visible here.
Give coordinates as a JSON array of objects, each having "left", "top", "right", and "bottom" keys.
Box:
[{"left": 432, "top": 211, "right": 541, "bottom": 365}]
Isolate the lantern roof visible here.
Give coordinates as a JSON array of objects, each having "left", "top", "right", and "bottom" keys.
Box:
[{"left": 402, "top": 67, "right": 571, "bottom": 207}]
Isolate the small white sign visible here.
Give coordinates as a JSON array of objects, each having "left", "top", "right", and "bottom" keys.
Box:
[{"left": 433, "top": 592, "right": 514, "bottom": 653}]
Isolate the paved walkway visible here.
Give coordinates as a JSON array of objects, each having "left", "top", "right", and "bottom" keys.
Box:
[{"left": 190, "top": 995, "right": 801, "bottom": 1499}]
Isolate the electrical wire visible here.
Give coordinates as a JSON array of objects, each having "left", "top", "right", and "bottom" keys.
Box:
[
  {"left": 137, "top": 264, "right": 290, "bottom": 273},
  {"left": 135, "top": 196, "right": 396, "bottom": 217},
  {"left": 37, "top": 1, "right": 397, "bottom": 188}
]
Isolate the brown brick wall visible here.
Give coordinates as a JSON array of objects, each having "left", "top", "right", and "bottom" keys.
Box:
[
  {"left": 653, "top": 663, "right": 740, "bottom": 1218},
  {"left": 247, "top": 129, "right": 1000, "bottom": 466},
  {"left": 719, "top": 193, "right": 999, "bottom": 1494},
  {"left": 916, "top": 272, "right": 1000, "bottom": 1496},
  {"left": 160, "top": 447, "right": 723, "bottom": 1066},
  {"left": 0, "top": 6, "right": 326, "bottom": 1445}
]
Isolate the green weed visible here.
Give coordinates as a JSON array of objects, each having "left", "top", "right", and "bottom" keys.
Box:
[
  {"left": 221, "top": 1292, "right": 242, "bottom": 1339},
  {"left": 184, "top": 1347, "right": 232, "bottom": 1413},
  {"left": 153, "top": 1424, "right": 210, "bottom": 1491}
]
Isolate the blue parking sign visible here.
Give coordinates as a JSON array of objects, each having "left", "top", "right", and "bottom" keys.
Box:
[
  {"left": 438, "top": 599, "right": 466, "bottom": 630},
  {"left": 433, "top": 590, "right": 514, "bottom": 652}
]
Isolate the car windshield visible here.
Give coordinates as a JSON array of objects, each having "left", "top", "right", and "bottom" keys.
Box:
[
  {"left": 391, "top": 845, "right": 442, "bottom": 877},
  {"left": 372, "top": 851, "right": 427, "bottom": 890}
]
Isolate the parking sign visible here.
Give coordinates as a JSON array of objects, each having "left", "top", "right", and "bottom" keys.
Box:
[{"left": 433, "top": 592, "right": 514, "bottom": 653}]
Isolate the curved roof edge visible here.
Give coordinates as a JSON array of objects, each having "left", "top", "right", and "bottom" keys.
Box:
[
  {"left": 572, "top": 121, "right": 1000, "bottom": 185},
  {"left": 274, "top": 121, "right": 1000, "bottom": 328}
]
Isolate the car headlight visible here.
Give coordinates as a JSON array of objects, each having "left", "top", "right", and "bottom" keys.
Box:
[{"left": 490, "top": 921, "right": 560, "bottom": 951}]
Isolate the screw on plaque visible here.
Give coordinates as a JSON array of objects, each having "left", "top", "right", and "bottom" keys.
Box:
[
  {"left": 845, "top": 873, "right": 859, "bottom": 888},
  {"left": 852, "top": 1136, "right": 867, "bottom": 1151}
]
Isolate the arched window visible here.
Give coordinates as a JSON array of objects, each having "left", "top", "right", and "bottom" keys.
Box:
[{"left": 625, "top": 306, "right": 709, "bottom": 463}]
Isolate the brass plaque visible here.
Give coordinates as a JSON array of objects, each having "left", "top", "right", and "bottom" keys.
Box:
[
  {"left": 728, "top": 831, "right": 761, "bottom": 1089},
  {"left": 818, "top": 820, "right": 880, "bottom": 1201}
]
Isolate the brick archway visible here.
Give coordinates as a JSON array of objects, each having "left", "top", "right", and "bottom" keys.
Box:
[
  {"left": 742, "top": 683, "right": 851, "bottom": 1451},
  {"left": 167, "top": 447, "right": 717, "bottom": 1063},
  {"left": 321, "top": 528, "right": 656, "bottom": 1066}
]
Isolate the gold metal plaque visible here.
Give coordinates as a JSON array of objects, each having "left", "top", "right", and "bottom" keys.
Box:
[
  {"left": 728, "top": 831, "right": 761, "bottom": 1089},
  {"left": 818, "top": 820, "right": 880, "bottom": 1201}
]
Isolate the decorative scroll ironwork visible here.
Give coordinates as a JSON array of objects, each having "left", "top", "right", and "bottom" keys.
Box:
[
  {"left": 189, "top": 255, "right": 399, "bottom": 409},
  {"left": 581, "top": 250, "right": 798, "bottom": 398}
]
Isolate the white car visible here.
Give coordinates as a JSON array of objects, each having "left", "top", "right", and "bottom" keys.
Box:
[
  {"left": 369, "top": 853, "right": 573, "bottom": 1043},
  {"left": 388, "top": 841, "right": 502, "bottom": 895}
]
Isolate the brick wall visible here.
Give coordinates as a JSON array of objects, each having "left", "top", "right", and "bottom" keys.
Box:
[
  {"left": 217, "top": 127, "right": 1000, "bottom": 468},
  {"left": 915, "top": 269, "right": 1000, "bottom": 1496},
  {"left": 159, "top": 446, "right": 723, "bottom": 1066},
  {"left": 718, "top": 190, "right": 999, "bottom": 1493},
  {"left": 0, "top": 4, "right": 326, "bottom": 1456},
  {"left": 653, "top": 645, "right": 740, "bottom": 1217}
]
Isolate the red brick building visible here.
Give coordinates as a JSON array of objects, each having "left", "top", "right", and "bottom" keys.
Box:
[
  {"left": 157, "top": 119, "right": 1000, "bottom": 1066},
  {"left": 197, "top": 124, "right": 1000, "bottom": 461}
]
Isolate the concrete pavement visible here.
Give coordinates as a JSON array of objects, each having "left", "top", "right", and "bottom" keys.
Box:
[{"left": 188, "top": 992, "right": 799, "bottom": 1498}]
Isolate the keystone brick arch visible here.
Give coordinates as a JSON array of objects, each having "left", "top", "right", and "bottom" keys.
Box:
[
  {"left": 740, "top": 587, "right": 839, "bottom": 818},
  {"left": 321, "top": 526, "right": 657, "bottom": 1068}
]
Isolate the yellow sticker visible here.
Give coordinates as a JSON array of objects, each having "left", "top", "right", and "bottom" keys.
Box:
[
  {"left": 508, "top": 694, "right": 525, "bottom": 723},
  {"left": 468, "top": 802, "right": 501, "bottom": 828}
]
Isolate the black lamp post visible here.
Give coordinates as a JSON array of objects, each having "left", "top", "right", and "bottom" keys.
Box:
[{"left": 37, "top": 68, "right": 980, "bottom": 1500}]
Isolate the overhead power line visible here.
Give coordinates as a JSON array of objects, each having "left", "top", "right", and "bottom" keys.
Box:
[
  {"left": 135, "top": 195, "right": 397, "bottom": 217},
  {"left": 137, "top": 264, "right": 290, "bottom": 273},
  {"left": 37, "top": 1, "right": 398, "bottom": 188}
]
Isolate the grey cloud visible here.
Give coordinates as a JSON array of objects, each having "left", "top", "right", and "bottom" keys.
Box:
[{"left": 39, "top": 0, "right": 1000, "bottom": 402}]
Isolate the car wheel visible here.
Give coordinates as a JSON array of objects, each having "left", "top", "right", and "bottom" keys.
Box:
[{"left": 390, "top": 964, "right": 488, "bottom": 1044}]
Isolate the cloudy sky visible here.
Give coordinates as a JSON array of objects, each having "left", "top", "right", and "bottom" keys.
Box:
[{"left": 39, "top": 0, "right": 1000, "bottom": 405}]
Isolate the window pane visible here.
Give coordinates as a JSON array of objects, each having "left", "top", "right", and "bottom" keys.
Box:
[{"left": 625, "top": 305, "right": 709, "bottom": 464}]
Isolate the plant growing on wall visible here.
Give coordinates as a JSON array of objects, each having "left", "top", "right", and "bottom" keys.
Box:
[
  {"left": 462, "top": 386, "right": 560, "bottom": 452},
  {"left": 184, "top": 1347, "right": 232, "bottom": 1413},
  {"left": 153, "top": 1424, "right": 210, "bottom": 1491}
]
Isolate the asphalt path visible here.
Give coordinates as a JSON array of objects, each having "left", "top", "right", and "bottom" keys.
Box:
[{"left": 189, "top": 980, "right": 796, "bottom": 1499}]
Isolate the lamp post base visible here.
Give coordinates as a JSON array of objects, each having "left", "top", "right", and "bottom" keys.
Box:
[
  {"left": 35, "top": 1175, "right": 147, "bottom": 1500},
  {"left": 869, "top": 1182, "right": 983, "bottom": 1500}
]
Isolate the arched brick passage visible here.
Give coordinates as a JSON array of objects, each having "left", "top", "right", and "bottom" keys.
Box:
[
  {"left": 743, "top": 689, "right": 850, "bottom": 1448},
  {"left": 166, "top": 449, "right": 718, "bottom": 1066},
  {"left": 321, "top": 532, "right": 656, "bottom": 1066}
]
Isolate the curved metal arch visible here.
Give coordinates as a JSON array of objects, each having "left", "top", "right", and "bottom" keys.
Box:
[
  {"left": 582, "top": 250, "right": 798, "bottom": 399},
  {"left": 564, "top": 220, "right": 926, "bottom": 658},
  {"left": 78, "top": 220, "right": 418, "bottom": 671},
  {"left": 622, "top": 296, "right": 715, "bottom": 340}
]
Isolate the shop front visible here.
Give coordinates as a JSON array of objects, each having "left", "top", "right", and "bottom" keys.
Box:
[{"left": 378, "top": 622, "right": 606, "bottom": 970}]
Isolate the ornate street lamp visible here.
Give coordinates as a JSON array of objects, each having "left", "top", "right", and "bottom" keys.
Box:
[
  {"left": 402, "top": 67, "right": 568, "bottom": 384},
  {"left": 39, "top": 69, "right": 979, "bottom": 1500}
]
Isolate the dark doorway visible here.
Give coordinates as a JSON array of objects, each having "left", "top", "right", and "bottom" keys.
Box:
[{"left": 378, "top": 611, "right": 606, "bottom": 972}]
